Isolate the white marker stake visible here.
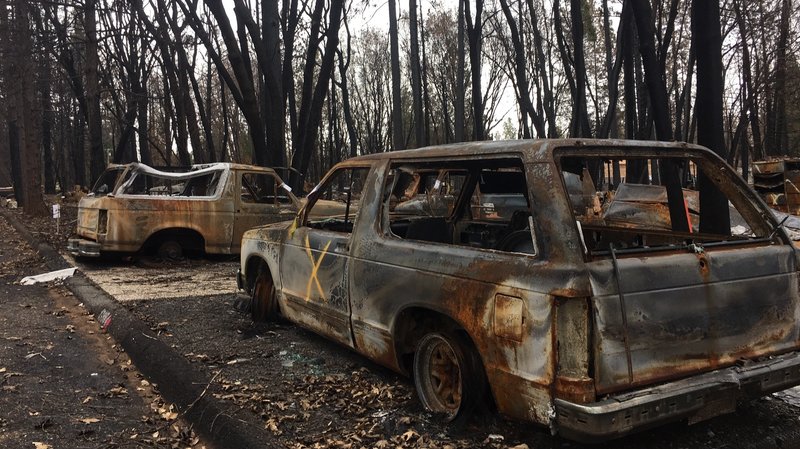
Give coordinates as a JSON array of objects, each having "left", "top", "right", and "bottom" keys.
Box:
[{"left": 52, "top": 204, "right": 60, "bottom": 234}]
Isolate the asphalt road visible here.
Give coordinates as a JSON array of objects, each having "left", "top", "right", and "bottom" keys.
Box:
[{"left": 0, "top": 215, "right": 202, "bottom": 449}]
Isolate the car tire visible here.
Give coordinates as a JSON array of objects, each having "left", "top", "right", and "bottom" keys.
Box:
[
  {"left": 413, "top": 331, "right": 486, "bottom": 421},
  {"left": 157, "top": 240, "right": 184, "bottom": 261},
  {"left": 251, "top": 272, "right": 279, "bottom": 322}
]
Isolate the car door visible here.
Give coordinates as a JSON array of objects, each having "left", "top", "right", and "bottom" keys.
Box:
[
  {"left": 278, "top": 166, "right": 372, "bottom": 346},
  {"left": 348, "top": 156, "right": 572, "bottom": 425},
  {"left": 233, "top": 170, "right": 298, "bottom": 253}
]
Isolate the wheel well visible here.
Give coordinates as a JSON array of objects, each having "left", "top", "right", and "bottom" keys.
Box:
[
  {"left": 393, "top": 307, "right": 496, "bottom": 411},
  {"left": 393, "top": 308, "right": 469, "bottom": 375},
  {"left": 244, "top": 256, "right": 269, "bottom": 294},
  {"left": 143, "top": 228, "right": 205, "bottom": 254}
]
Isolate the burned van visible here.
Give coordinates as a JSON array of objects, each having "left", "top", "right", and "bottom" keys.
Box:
[{"left": 238, "top": 139, "right": 800, "bottom": 441}]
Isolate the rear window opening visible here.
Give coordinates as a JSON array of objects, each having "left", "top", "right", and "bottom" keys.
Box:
[{"left": 557, "top": 152, "right": 774, "bottom": 257}]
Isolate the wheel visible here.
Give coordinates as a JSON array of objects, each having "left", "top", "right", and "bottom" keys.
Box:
[
  {"left": 251, "top": 271, "right": 279, "bottom": 322},
  {"left": 157, "top": 239, "right": 183, "bottom": 261},
  {"left": 413, "top": 331, "right": 486, "bottom": 421}
]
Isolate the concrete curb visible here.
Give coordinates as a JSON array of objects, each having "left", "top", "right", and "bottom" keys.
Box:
[{"left": 1, "top": 209, "right": 277, "bottom": 449}]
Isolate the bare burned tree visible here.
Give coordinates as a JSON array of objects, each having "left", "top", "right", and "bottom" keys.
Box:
[
  {"left": 409, "top": 0, "right": 425, "bottom": 147},
  {"left": 2, "top": 0, "right": 47, "bottom": 215},
  {"left": 178, "top": 0, "right": 279, "bottom": 167},
  {"left": 629, "top": 0, "right": 687, "bottom": 232},
  {"left": 289, "top": 0, "right": 345, "bottom": 190},
  {"left": 498, "top": 0, "right": 545, "bottom": 138},
  {"left": 693, "top": 0, "right": 730, "bottom": 233},
  {"left": 464, "top": 0, "right": 484, "bottom": 140},
  {"left": 388, "top": 0, "right": 405, "bottom": 150},
  {"left": 84, "top": 0, "right": 106, "bottom": 181}
]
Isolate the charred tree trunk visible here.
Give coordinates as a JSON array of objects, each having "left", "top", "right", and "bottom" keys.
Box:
[
  {"left": 389, "top": 0, "right": 405, "bottom": 150},
  {"left": 598, "top": 0, "right": 627, "bottom": 139},
  {"left": 337, "top": 51, "right": 358, "bottom": 158},
  {"left": 570, "top": 0, "right": 592, "bottom": 138},
  {"left": 259, "top": 0, "right": 285, "bottom": 167},
  {"left": 499, "top": 0, "right": 545, "bottom": 138},
  {"left": 766, "top": 0, "right": 791, "bottom": 156},
  {"left": 692, "top": 0, "right": 730, "bottom": 233},
  {"left": 85, "top": 0, "right": 106, "bottom": 182},
  {"left": 409, "top": 0, "right": 425, "bottom": 147},
  {"left": 420, "top": 11, "right": 432, "bottom": 145},
  {"left": 6, "top": 0, "right": 47, "bottom": 215},
  {"left": 137, "top": 70, "right": 152, "bottom": 165},
  {"left": 455, "top": 0, "right": 466, "bottom": 142},
  {"left": 554, "top": 0, "right": 577, "bottom": 132},
  {"left": 281, "top": 0, "right": 299, "bottom": 149},
  {"left": 465, "top": 0, "right": 484, "bottom": 141},
  {"left": 733, "top": 0, "right": 762, "bottom": 162},
  {"left": 39, "top": 50, "right": 56, "bottom": 193},
  {"left": 289, "top": 0, "right": 344, "bottom": 190},
  {"left": 527, "top": 0, "right": 557, "bottom": 137},
  {"left": 629, "top": 0, "right": 686, "bottom": 232}
]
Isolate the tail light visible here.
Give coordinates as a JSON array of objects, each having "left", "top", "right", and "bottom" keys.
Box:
[
  {"left": 554, "top": 296, "right": 595, "bottom": 403},
  {"left": 97, "top": 209, "right": 108, "bottom": 234}
]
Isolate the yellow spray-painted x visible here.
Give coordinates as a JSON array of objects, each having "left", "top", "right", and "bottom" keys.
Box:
[{"left": 304, "top": 235, "right": 331, "bottom": 302}]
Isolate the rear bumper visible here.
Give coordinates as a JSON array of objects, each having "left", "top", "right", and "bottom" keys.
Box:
[
  {"left": 67, "top": 238, "right": 102, "bottom": 257},
  {"left": 555, "top": 351, "right": 800, "bottom": 442}
]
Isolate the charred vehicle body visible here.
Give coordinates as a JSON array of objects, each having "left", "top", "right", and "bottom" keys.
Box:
[
  {"left": 68, "top": 163, "right": 300, "bottom": 259},
  {"left": 237, "top": 139, "right": 800, "bottom": 441}
]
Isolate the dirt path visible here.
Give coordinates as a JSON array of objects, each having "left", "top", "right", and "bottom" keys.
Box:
[{"left": 65, "top": 255, "right": 238, "bottom": 302}]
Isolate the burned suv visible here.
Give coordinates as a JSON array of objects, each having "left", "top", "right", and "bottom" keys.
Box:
[
  {"left": 238, "top": 139, "right": 800, "bottom": 441},
  {"left": 69, "top": 162, "right": 300, "bottom": 259}
]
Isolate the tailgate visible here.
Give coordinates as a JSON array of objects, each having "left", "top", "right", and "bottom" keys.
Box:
[
  {"left": 588, "top": 244, "right": 800, "bottom": 394},
  {"left": 76, "top": 200, "right": 100, "bottom": 240}
]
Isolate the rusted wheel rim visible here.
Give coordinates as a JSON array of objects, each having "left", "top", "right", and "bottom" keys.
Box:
[
  {"left": 415, "top": 334, "right": 463, "bottom": 416},
  {"left": 251, "top": 273, "right": 276, "bottom": 321}
]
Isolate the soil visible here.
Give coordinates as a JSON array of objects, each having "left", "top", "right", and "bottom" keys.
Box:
[
  {"left": 126, "top": 293, "right": 800, "bottom": 449},
  {"left": 0, "top": 213, "right": 206, "bottom": 449},
  {"left": 5, "top": 198, "right": 800, "bottom": 449}
]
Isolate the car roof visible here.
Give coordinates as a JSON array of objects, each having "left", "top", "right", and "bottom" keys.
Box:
[{"left": 337, "top": 138, "right": 708, "bottom": 165}]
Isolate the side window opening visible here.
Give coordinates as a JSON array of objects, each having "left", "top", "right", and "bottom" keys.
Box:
[
  {"left": 558, "top": 153, "right": 772, "bottom": 256},
  {"left": 241, "top": 172, "right": 291, "bottom": 205},
  {"left": 382, "top": 157, "right": 536, "bottom": 255},
  {"left": 305, "top": 167, "right": 371, "bottom": 234},
  {"left": 91, "top": 167, "right": 125, "bottom": 195},
  {"left": 121, "top": 169, "right": 223, "bottom": 197},
  {"left": 182, "top": 172, "right": 220, "bottom": 196}
]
